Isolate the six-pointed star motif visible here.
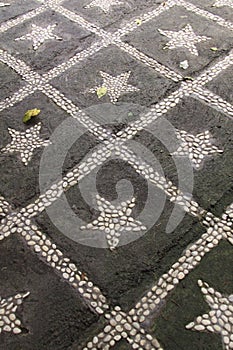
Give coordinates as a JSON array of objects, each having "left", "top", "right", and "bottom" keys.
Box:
[
  {"left": 1, "top": 122, "right": 51, "bottom": 166},
  {"left": 89, "top": 71, "right": 139, "bottom": 103},
  {"left": 81, "top": 195, "right": 147, "bottom": 250},
  {"left": 213, "top": 0, "right": 233, "bottom": 8},
  {"left": 158, "top": 24, "right": 211, "bottom": 56},
  {"left": 186, "top": 280, "right": 233, "bottom": 350},
  {"left": 85, "top": 0, "right": 124, "bottom": 13},
  {"left": 172, "top": 130, "right": 223, "bottom": 169},
  {"left": 15, "top": 24, "right": 62, "bottom": 50},
  {"left": 0, "top": 292, "right": 30, "bottom": 334}
]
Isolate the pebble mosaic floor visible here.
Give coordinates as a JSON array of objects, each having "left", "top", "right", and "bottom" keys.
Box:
[{"left": 0, "top": 0, "right": 233, "bottom": 349}]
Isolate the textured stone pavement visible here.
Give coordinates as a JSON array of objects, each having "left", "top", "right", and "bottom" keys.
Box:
[{"left": 0, "top": 0, "right": 233, "bottom": 349}]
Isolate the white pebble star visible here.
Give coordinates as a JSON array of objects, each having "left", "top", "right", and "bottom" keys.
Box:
[
  {"left": 213, "top": 0, "right": 233, "bottom": 8},
  {"left": 186, "top": 280, "right": 233, "bottom": 350},
  {"left": 89, "top": 71, "right": 139, "bottom": 103},
  {"left": 81, "top": 195, "right": 147, "bottom": 250},
  {"left": 172, "top": 130, "right": 223, "bottom": 169},
  {"left": 15, "top": 24, "right": 62, "bottom": 50},
  {"left": 1, "top": 122, "right": 51, "bottom": 166},
  {"left": 0, "top": 292, "right": 30, "bottom": 335},
  {"left": 158, "top": 24, "right": 211, "bottom": 56},
  {"left": 85, "top": 0, "right": 124, "bottom": 13}
]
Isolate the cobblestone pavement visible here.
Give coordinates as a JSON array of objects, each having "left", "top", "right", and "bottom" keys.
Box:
[{"left": 0, "top": 0, "right": 233, "bottom": 349}]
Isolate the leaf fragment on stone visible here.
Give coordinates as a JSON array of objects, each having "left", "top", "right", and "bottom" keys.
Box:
[
  {"left": 97, "top": 86, "right": 107, "bottom": 99},
  {"left": 210, "top": 47, "right": 218, "bottom": 51},
  {"left": 23, "top": 108, "right": 41, "bottom": 123}
]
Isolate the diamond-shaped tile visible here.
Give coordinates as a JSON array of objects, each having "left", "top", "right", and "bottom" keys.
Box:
[
  {"left": 51, "top": 45, "right": 178, "bottom": 109},
  {"left": 162, "top": 96, "right": 233, "bottom": 211},
  {"left": 1, "top": 10, "right": 95, "bottom": 74},
  {"left": 122, "top": 5, "right": 233, "bottom": 77},
  {"left": 153, "top": 240, "right": 233, "bottom": 350}
]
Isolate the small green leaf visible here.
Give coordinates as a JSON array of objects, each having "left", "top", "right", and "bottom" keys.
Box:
[
  {"left": 135, "top": 19, "right": 142, "bottom": 26},
  {"left": 23, "top": 108, "right": 41, "bottom": 123},
  {"left": 210, "top": 47, "right": 218, "bottom": 51},
  {"left": 97, "top": 86, "right": 107, "bottom": 99}
]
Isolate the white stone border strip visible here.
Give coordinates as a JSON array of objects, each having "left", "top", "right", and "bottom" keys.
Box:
[
  {"left": 191, "top": 87, "right": 233, "bottom": 119},
  {"left": 82, "top": 208, "right": 233, "bottom": 349},
  {"left": 0, "top": 3, "right": 232, "bottom": 348},
  {"left": 0, "top": 3, "right": 48, "bottom": 34},
  {"left": 0, "top": 49, "right": 232, "bottom": 225},
  {"left": 0, "top": 0, "right": 68, "bottom": 34},
  {"left": 179, "top": 0, "right": 233, "bottom": 30},
  {"left": 2, "top": 4, "right": 232, "bottom": 122},
  {"left": 12, "top": 215, "right": 110, "bottom": 315},
  {"left": 43, "top": 0, "right": 182, "bottom": 82},
  {"left": 0, "top": 208, "right": 162, "bottom": 348}
]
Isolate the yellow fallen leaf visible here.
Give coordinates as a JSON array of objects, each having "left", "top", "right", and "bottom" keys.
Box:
[
  {"left": 23, "top": 108, "right": 40, "bottom": 123},
  {"left": 135, "top": 19, "right": 142, "bottom": 26},
  {"left": 210, "top": 47, "right": 218, "bottom": 51},
  {"left": 97, "top": 86, "right": 107, "bottom": 99}
]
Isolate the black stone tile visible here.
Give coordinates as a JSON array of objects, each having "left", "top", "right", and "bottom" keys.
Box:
[
  {"left": 122, "top": 5, "right": 233, "bottom": 77},
  {"left": 162, "top": 96, "right": 233, "bottom": 213},
  {"left": 0, "top": 0, "right": 39, "bottom": 24},
  {"left": 0, "top": 235, "right": 98, "bottom": 350},
  {"left": 0, "top": 62, "right": 26, "bottom": 100},
  {"left": 1, "top": 9, "right": 94, "bottom": 74},
  {"left": 206, "top": 66, "right": 233, "bottom": 105},
  {"left": 51, "top": 44, "right": 178, "bottom": 109},
  {"left": 153, "top": 240, "right": 233, "bottom": 350}
]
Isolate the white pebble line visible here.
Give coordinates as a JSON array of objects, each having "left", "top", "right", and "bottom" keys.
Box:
[
  {"left": 111, "top": 50, "right": 233, "bottom": 140},
  {"left": 0, "top": 292, "right": 30, "bottom": 335},
  {"left": 4, "top": 212, "right": 163, "bottom": 349},
  {"left": 52, "top": 3, "right": 233, "bottom": 114},
  {"left": 43, "top": 40, "right": 107, "bottom": 81},
  {"left": 113, "top": 0, "right": 177, "bottom": 39},
  {"left": 1, "top": 1, "right": 231, "bottom": 116},
  {"left": 0, "top": 85, "right": 38, "bottom": 112},
  {"left": 0, "top": 50, "right": 231, "bottom": 224},
  {"left": 191, "top": 87, "right": 233, "bottom": 120},
  {"left": 186, "top": 279, "right": 233, "bottom": 349},
  {"left": 130, "top": 210, "right": 233, "bottom": 322},
  {"left": 0, "top": 40, "right": 108, "bottom": 112},
  {"left": 179, "top": 0, "right": 233, "bottom": 31},
  {"left": 40, "top": 83, "right": 110, "bottom": 140},
  {"left": 0, "top": 48, "right": 231, "bottom": 226},
  {"left": 115, "top": 140, "right": 206, "bottom": 218},
  {"left": 84, "top": 208, "right": 233, "bottom": 349},
  {"left": 114, "top": 40, "right": 183, "bottom": 82},
  {"left": 0, "top": 22, "right": 231, "bottom": 350},
  {"left": 42, "top": 0, "right": 181, "bottom": 83},
  {"left": 83, "top": 306, "right": 163, "bottom": 350},
  {"left": 48, "top": 3, "right": 112, "bottom": 39},
  {"left": 192, "top": 50, "right": 233, "bottom": 87},
  {"left": 0, "top": 0, "right": 231, "bottom": 346},
  {"left": 0, "top": 4, "right": 48, "bottom": 34},
  {"left": 44, "top": 0, "right": 233, "bottom": 83},
  {"left": 11, "top": 215, "right": 110, "bottom": 315},
  {"left": 0, "top": 49, "right": 110, "bottom": 139}
]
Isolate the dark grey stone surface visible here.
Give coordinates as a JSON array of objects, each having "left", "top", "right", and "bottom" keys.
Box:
[{"left": 0, "top": 0, "right": 232, "bottom": 349}]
